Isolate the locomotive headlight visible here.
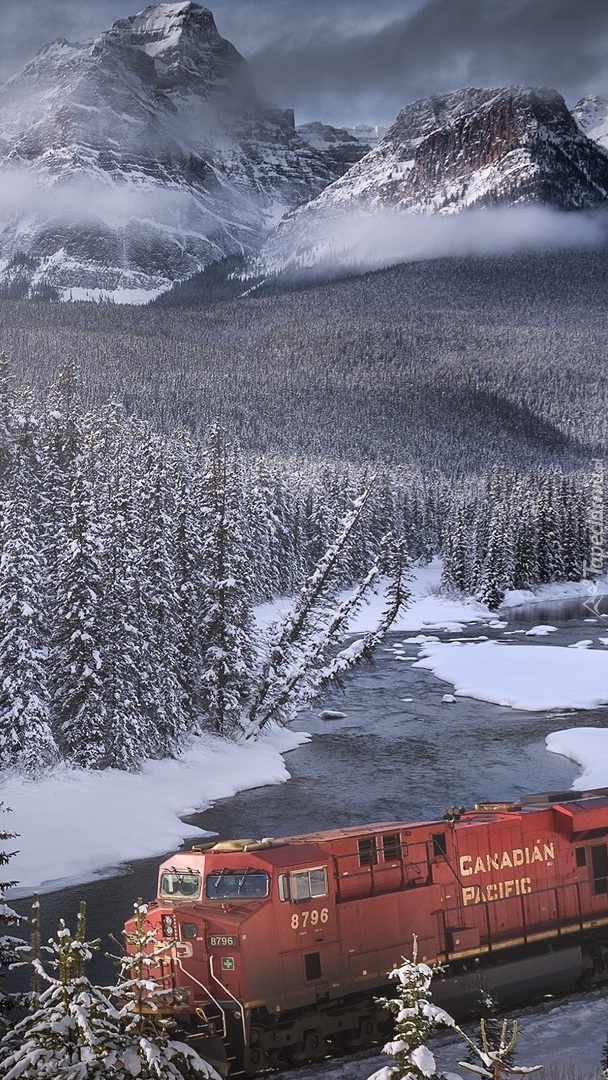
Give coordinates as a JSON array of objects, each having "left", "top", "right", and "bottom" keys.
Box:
[{"left": 162, "top": 914, "right": 175, "bottom": 938}]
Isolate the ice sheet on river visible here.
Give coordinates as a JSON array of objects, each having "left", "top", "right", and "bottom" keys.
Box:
[{"left": 414, "top": 639, "right": 608, "bottom": 711}]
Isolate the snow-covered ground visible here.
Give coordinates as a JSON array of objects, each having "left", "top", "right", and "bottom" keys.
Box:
[
  {"left": 414, "top": 639, "right": 608, "bottom": 711},
  {"left": 5, "top": 560, "right": 608, "bottom": 899},
  {"left": 4, "top": 726, "right": 308, "bottom": 898}
]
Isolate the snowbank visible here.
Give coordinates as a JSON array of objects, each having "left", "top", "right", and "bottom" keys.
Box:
[
  {"left": 3, "top": 726, "right": 309, "bottom": 899},
  {"left": 256, "top": 558, "right": 493, "bottom": 635},
  {"left": 546, "top": 728, "right": 608, "bottom": 789},
  {"left": 414, "top": 640, "right": 608, "bottom": 711}
]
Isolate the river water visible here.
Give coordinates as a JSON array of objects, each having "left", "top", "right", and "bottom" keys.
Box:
[{"left": 8, "top": 600, "right": 608, "bottom": 1068}]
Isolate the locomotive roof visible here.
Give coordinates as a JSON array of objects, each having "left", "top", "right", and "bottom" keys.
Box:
[{"left": 179, "top": 788, "right": 608, "bottom": 864}]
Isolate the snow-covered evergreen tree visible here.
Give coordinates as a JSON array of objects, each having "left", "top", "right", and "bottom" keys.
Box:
[
  {"left": 0, "top": 474, "right": 58, "bottom": 774},
  {"left": 198, "top": 425, "right": 256, "bottom": 737},
  {"left": 135, "top": 439, "right": 189, "bottom": 758},
  {"left": 0, "top": 901, "right": 124, "bottom": 1079},
  {"left": 110, "top": 899, "right": 218, "bottom": 1080},
  {"left": 51, "top": 466, "right": 108, "bottom": 768},
  {"left": 0, "top": 804, "right": 24, "bottom": 1028},
  {"left": 369, "top": 939, "right": 455, "bottom": 1080},
  {"left": 370, "top": 944, "right": 541, "bottom": 1080}
]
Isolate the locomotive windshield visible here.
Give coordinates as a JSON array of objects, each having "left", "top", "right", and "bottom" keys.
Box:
[
  {"left": 205, "top": 870, "right": 269, "bottom": 900},
  {"left": 160, "top": 871, "right": 201, "bottom": 898}
]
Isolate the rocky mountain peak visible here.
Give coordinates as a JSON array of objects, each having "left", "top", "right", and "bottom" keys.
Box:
[
  {"left": 289, "top": 84, "right": 608, "bottom": 217},
  {"left": 0, "top": 2, "right": 344, "bottom": 301},
  {"left": 100, "top": 2, "right": 247, "bottom": 94},
  {"left": 572, "top": 94, "right": 608, "bottom": 150}
]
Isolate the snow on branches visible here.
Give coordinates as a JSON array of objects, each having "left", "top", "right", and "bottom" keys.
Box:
[{"left": 370, "top": 938, "right": 541, "bottom": 1080}]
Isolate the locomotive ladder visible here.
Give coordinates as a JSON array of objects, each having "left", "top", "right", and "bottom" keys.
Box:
[{"left": 173, "top": 954, "right": 247, "bottom": 1076}]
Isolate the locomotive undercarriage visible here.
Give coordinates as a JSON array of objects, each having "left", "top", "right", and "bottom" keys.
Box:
[{"left": 181, "top": 929, "right": 608, "bottom": 1076}]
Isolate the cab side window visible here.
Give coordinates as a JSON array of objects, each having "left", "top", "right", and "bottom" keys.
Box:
[{"left": 279, "top": 867, "right": 328, "bottom": 901}]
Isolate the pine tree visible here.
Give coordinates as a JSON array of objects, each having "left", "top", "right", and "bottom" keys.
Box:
[
  {"left": 368, "top": 938, "right": 455, "bottom": 1080},
  {"left": 0, "top": 804, "right": 24, "bottom": 1028},
  {"left": 98, "top": 442, "right": 148, "bottom": 771},
  {"left": 135, "top": 440, "right": 189, "bottom": 758},
  {"left": 370, "top": 944, "right": 541, "bottom": 1080},
  {"left": 0, "top": 474, "right": 58, "bottom": 774},
  {"left": 198, "top": 426, "right": 256, "bottom": 737},
  {"left": 109, "top": 899, "right": 218, "bottom": 1080},
  {"left": 0, "top": 902, "right": 122, "bottom": 1079},
  {"left": 51, "top": 466, "right": 109, "bottom": 768}
]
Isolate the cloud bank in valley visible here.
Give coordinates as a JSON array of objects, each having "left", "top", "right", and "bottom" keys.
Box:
[{"left": 255, "top": 204, "right": 608, "bottom": 278}]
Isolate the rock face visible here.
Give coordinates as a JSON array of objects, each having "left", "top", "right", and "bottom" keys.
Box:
[
  {"left": 296, "top": 122, "right": 371, "bottom": 173},
  {"left": 251, "top": 85, "right": 608, "bottom": 278},
  {"left": 293, "top": 86, "right": 608, "bottom": 215},
  {"left": 0, "top": 2, "right": 343, "bottom": 300},
  {"left": 572, "top": 95, "right": 608, "bottom": 150}
]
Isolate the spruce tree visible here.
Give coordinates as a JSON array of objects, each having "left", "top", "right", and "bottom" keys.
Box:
[
  {"left": 0, "top": 474, "right": 58, "bottom": 773},
  {"left": 0, "top": 804, "right": 24, "bottom": 1028},
  {"left": 369, "top": 939, "right": 455, "bottom": 1080},
  {"left": 0, "top": 902, "right": 122, "bottom": 1079},
  {"left": 52, "top": 466, "right": 109, "bottom": 768},
  {"left": 198, "top": 425, "right": 256, "bottom": 737},
  {"left": 110, "top": 899, "right": 218, "bottom": 1080}
]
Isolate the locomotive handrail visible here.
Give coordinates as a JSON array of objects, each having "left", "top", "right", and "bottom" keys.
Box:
[
  {"left": 173, "top": 954, "right": 228, "bottom": 1040},
  {"left": 435, "top": 873, "right": 605, "bottom": 957},
  {"left": 209, "top": 954, "right": 248, "bottom": 1049}
]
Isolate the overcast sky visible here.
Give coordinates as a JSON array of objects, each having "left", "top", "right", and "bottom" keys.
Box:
[{"left": 1, "top": 0, "right": 607, "bottom": 127}]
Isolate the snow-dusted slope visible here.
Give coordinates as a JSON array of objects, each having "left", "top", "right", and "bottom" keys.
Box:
[
  {"left": 0, "top": 2, "right": 342, "bottom": 300},
  {"left": 296, "top": 122, "right": 370, "bottom": 173},
  {"left": 304, "top": 86, "right": 608, "bottom": 214},
  {"left": 572, "top": 95, "right": 608, "bottom": 150},
  {"left": 253, "top": 86, "right": 608, "bottom": 277}
]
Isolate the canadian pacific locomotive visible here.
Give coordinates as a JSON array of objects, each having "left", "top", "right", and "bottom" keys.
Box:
[{"left": 126, "top": 788, "right": 608, "bottom": 1074}]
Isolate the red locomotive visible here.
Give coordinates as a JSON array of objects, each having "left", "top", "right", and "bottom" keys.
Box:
[{"left": 126, "top": 787, "right": 608, "bottom": 1074}]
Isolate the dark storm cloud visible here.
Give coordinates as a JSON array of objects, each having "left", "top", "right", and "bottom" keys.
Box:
[
  {"left": 0, "top": 1, "right": 128, "bottom": 77},
  {"left": 0, "top": 0, "right": 606, "bottom": 126},
  {"left": 243, "top": 0, "right": 608, "bottom": 125}
]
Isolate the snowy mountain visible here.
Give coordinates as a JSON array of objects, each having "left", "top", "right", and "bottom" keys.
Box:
[
  {"left": 301, "top": 86, "right": 608, "bottom": 214},
  {"left": 296, "top": 122, "right": 370, "bottom": 172},
  {"left": 252, "top": 85, "right": 608, "bottom": 277},
  {"left": 572, "top": 95, "right": 608, "bottom": 150},
  {"left": 0, "top": 2, "right": 346, "bottom": 301},
  {"left": 344, "top": 124, "right": 388, "bottom": 149}
]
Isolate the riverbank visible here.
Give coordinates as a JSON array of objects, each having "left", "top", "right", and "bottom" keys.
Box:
[{"left": 4, "top": 560, "right": 608, "bottom": 899}]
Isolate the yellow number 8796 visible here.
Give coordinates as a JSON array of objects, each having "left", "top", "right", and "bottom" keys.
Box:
[{"left": 291, "top": 908, "right": 329, "bottom": 930}]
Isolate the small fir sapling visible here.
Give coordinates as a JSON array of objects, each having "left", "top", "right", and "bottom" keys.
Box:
[
  {"left": 0, "top": 804, "right": 25, "bottom": 1026},
  {"left": 463, "top": 991, "right": 515, "bottom": 1071},
  {"left": 370, "top": 939, "right": 542, "bottom": 1080},
  {"left": 109, "top": 898, "right": 219, "bottom": 1080},
  {"left": 367, "top": 937, "right": 456, "bottom": 1080},
  {"left": 457, "top": 1017, "right": 542, "bottom": 1080}
]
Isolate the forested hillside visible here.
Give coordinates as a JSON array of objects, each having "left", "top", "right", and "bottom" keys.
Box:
[
  {"left": 0, "top": 247, "right": 607, "bottom": 472},
  {"left": 0, "top": 346, "right": 602, "bottom": 776}
]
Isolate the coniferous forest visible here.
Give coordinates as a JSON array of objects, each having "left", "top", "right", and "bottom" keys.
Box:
[{"left": 0, "top": 247, "right": 606, "bottom": 774}]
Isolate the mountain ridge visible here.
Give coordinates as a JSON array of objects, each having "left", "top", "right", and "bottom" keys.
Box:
[{"left": 0, "top": 2, "right": 347, "bottom": 301}]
